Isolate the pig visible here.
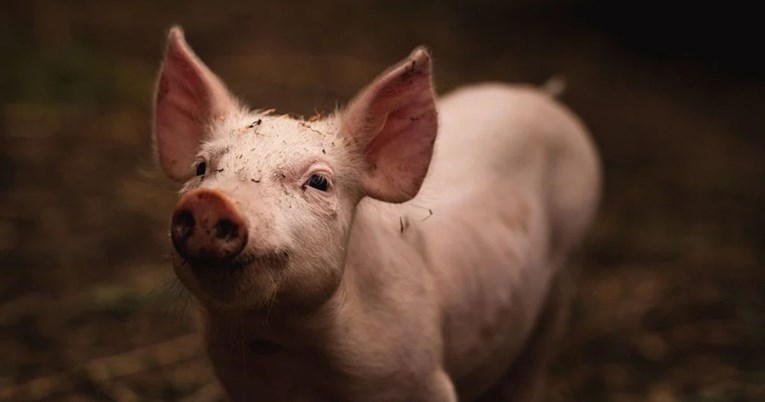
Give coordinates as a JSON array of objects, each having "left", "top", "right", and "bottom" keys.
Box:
[{"left": 152, "top": 26, "right": 600, "bottom": 402}]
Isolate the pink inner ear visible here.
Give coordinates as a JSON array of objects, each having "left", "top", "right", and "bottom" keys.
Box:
[
  {"left": 343, "top": 48, "right": 438, "bottom": 203},
  {"left": 154, "top": 27, "right": 238, "bottom": 181}
]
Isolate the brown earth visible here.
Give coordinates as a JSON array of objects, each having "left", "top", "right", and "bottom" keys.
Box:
[{"left": 1, "top": 1, "right": 763, "bottom": 401}]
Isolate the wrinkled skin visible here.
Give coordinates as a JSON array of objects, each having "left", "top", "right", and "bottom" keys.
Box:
[{"left": 153, "top": 27, "right": 600, "bottom": 402}]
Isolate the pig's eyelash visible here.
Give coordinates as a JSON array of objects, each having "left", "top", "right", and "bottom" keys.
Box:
[
  {"left": 197, "top": 143, "right": 229, "bottom": 162},
  {"left": 299, "top": 163, "right": 335, "bottom": 194},
  {"left": 192, "top": 143, "right": 226, "bottom": 177},
  {"left": 305, "top": 173, "right": 331, "bottom": 192}
]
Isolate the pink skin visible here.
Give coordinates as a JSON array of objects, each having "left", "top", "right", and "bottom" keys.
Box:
[{"left": 153, "top": 26, "right": 600, "bottom": 402}]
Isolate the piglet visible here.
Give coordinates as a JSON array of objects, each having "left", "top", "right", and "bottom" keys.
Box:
[{"left": 153, "top": 26, "right": 600, "bottom": 402}]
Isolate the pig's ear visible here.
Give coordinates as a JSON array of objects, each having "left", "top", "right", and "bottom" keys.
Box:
[
  {"left": 153, "top": 26, "right": 239, "bottom": 181},
  {"left": 342, "top": 47, "right": 438, "bottom": 203}
]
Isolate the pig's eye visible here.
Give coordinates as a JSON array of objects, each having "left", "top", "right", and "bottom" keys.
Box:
[
  {"left": 195, "top": 161, "right": 207, "bottom": 176},
  {"left": 306, "top": 174, "right": 330, "bottom": 192}
]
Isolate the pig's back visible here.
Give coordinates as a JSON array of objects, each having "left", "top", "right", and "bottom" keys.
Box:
[
  {"left": 425, "top": 82, "right": 600, "bottom": 266},
  {"left": 406, "top": 83, "right": 599, "bottom": 400}
]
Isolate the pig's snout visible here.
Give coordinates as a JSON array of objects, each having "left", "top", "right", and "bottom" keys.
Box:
[{"left": 171, "top": 189, "right": 248, "bottom": 263}]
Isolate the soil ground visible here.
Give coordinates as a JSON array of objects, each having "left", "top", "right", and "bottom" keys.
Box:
[{"left": 1, "top": 1, "right": 763, "bottom": 401}]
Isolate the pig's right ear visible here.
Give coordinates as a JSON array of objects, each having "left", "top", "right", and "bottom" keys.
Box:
[{"left": 153, "top": 26, "right": 239, "bottom": 181}]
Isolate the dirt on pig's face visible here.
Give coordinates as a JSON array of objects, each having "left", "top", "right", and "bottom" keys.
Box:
[
  {"left": 155, "top": 28, "right": 437, "bottom": 313},
  {"left": 171, "top": 112, "right": 361, "bottom": 311}
]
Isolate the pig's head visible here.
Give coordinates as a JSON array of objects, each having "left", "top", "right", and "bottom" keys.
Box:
[{"left": 153, "top": 27, "right": 437, "bottom": 311}]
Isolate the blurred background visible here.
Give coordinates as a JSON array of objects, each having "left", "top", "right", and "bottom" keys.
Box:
[{"left": 1, "top": 1, "right": 763, "bottom": 401}]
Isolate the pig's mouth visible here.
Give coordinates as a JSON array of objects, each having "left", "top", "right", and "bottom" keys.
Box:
[
  {"left": 229, "top": 250, "right": 290, "bottom": 270},
  {"left": 183, "top": 249, "right": 290, "bottom": 272},
  {"left": 175, "top": 249, "right": 290, "bottom": 305}
]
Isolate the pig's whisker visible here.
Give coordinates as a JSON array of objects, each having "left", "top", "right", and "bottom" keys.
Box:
[{"left": 153, "top": 277, "right": 190, "bottom": 321}]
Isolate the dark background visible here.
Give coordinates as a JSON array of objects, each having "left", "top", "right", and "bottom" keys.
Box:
[{"left": 1, "top": 1, "right": 763, "bottom": 401}]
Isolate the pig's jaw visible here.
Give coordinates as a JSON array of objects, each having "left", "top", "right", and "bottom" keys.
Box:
[
  {"left": 172, "top": 241, "right": 346, "bottom": 313},
  {"left": 172, "top": 249, "right": 289, "bottom": 311}
]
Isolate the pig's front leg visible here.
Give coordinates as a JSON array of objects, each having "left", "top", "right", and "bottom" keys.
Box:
[
  {"left": 417, "top": 369, "right": 458, "bottom": 402},
  {"left": 475, "top": 273, "right": 570, "bottom": 402}
]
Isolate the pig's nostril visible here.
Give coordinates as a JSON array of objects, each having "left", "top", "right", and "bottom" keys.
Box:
[
  {"left": 215, "top": 219, "right": 239, "bottom": 241},
  {"left": 170, "top": 189, "right": 248, "bottom": 263},
  {"left": 172, "top": 210, "right": 195, "bottom": 240}
]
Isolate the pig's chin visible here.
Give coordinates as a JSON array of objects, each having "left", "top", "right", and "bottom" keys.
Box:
[{"left": 172, "top": 250, "right": 289, "bottom": 310}]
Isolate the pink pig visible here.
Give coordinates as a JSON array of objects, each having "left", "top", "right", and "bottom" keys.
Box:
[{"left": 153, "top": 27, "right": 600, "bottom": 402}]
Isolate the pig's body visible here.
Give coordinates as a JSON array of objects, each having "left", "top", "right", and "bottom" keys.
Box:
[
  {"left": 416, "top": 84, "right": 599, "bottom": 399},
  {"left": 153, "top": 28, "right": 599, "bottom": 402},
  {"left": 200, "top": 84, "right": 600, "bottom": 402}
]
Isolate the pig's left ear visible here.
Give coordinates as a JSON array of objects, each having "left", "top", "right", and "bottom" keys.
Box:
[
  {"left": 153, "top": 27, "right": 240, "bottom": 181},
  {"left": 341, "top": 47, "right": 438, "bottom": 203}
]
